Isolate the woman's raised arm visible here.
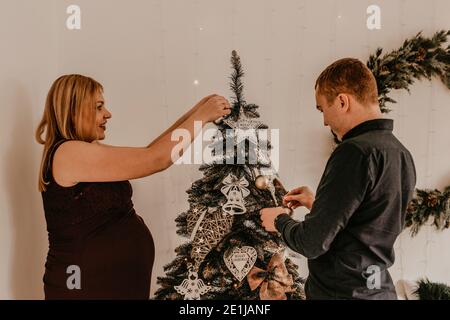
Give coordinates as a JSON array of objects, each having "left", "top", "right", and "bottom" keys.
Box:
[{"left": 53, "top": 95, "right": 231, "bottom": 186}]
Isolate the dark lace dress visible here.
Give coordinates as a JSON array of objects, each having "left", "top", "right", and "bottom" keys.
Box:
[{"left": 41, "top": 140, "right": 155, "bottom": 299}]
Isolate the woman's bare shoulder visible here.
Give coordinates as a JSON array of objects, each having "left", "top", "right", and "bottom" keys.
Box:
[{"left": 52, "top": 141, "right": 85, "bottom": 187}]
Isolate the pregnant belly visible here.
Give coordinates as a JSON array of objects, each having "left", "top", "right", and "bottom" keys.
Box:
[{"left": 44, "top": 210, "right": 155, "bottom": 299}]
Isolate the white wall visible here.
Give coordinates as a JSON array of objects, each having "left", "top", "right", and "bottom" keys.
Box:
[
  {"left": 0, "top": 0, "right": 58, "bottom": 299},
  {"left": 0, "top": 0, "right": 449, "bottom": 299}
]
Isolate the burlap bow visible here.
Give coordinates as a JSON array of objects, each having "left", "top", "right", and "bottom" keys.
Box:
[{"left": 247, "top": 253, "right": 294, "bottom": 300}]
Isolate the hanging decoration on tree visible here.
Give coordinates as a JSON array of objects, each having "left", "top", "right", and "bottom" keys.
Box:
[
  {"left": 255, "top": 174, "right": 278, "bottom": 206},
  {"left": 175, "top": 269, "right": 212, "bottom": 300},
  {"left": 189, "top": 207, "right": 234, "bottom": 269},
  {"left": 223, "top": 105, "right": 264, "bottom": 144},
  {"left": 223, "top": 246, "right": 257, "bottom": 282},
  {"left": 155, "top": 50, "right": 305, "bottom": 300},
  {"left": 221, "top": 174, "right": 250, "bottom": 215},
  {"left": 405, "top": 186, "right": 450, "bottom": 236},
  {"left": 253, "top": 167, "right": 293, "bottom": 212},
  {"left": 256, "top": 147, "right": 271, "bottom": 166},
  {"left": 247, "top": 253, "right": 294, "bottom": 300},
  {"left": 186, "top": 207, "right": 207, "bottom": 238},
  {"left": 223, "top": 104, "right": 263, "bottom": 131},
  {"left": 264, "top": 240, "right": 286, "bottom": 255}
]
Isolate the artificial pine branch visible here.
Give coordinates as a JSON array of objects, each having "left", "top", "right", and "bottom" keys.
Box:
[
  {"left": 230, "top": 50, "right": 245, "bottom": 109},
  {"left": 367, "top": 30, "right": 450, "bottom": 113},
  {"left": 414, "top": 278, "right": 450, "bottom": 300},
  {"left": 405, "top": 186, "right": 450, "bottom": 236}
]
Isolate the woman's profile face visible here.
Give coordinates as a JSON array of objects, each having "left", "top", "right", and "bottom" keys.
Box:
[{"left": 90, "top": 91, "right": 111, "bottom": 141}]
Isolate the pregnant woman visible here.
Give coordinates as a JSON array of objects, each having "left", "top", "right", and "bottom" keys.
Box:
[{"left": 35, "top": 74, "right": 231, "bottom": 299}]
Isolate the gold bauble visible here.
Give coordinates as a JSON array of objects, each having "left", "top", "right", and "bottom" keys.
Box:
[{"left": 255, "top": 175, "right": 270, "bottom": 190}]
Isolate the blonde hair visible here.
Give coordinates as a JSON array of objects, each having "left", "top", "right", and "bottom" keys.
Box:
[{"left": 35, "top": 74, "right": 103, "bottom": 192}]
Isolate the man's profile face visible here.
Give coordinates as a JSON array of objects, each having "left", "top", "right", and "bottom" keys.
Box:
[{"left": 315, "top": 88, "right": 342, "bottom": 139}]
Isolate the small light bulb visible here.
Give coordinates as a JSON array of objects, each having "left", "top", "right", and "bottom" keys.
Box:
[{"left": 194, "top": 80, "right": 199, "bottom": 86}]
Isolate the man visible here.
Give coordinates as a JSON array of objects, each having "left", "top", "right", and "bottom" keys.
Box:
[{"left": 260, "top": 58, "right": 416, "bottom": 300}]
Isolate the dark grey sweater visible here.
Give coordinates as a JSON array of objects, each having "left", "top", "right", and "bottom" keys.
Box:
[{"left": 276, "top": 119, "right": 416, "bottom": 300}]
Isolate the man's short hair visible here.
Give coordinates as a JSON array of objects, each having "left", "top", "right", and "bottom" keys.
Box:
[{"left": 315, "top": 58, "right": 379, "bottom": 106}]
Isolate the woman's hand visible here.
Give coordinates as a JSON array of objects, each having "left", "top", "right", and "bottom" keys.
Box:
[
  {"left": 283, "top": 186, "right": 315, "bottom": 210},
  {"left": 194, "top": 94, "right": 231, "bottom": 123}
]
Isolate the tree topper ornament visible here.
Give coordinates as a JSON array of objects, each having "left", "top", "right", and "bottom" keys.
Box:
[{"left": 223, "top": 105, "right": 263, "bottom": 144}]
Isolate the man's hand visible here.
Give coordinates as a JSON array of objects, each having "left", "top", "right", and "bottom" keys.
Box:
[
  {"left": 283, "top": 186, "right": 315, "bottom": 210},
  {"left": 260, "top": 207, "right": 289, "bottom": 232}
]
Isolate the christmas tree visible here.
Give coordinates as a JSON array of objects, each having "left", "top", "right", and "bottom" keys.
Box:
[{"left": 155, "top": 51, "right": 305, "bottom": 300}]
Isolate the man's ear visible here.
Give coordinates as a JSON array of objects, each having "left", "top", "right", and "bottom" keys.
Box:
[{"left": 337, "top": 94, "right": 350, "bottom": 112}]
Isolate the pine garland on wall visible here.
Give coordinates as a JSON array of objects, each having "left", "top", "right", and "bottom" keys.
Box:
[
  {"left": 365, "top": 31, "right": 450, "bottom": 236},
  {"left": 367, "top": 30, "right": 450, "bottom": 113},
  {"left": 356, "top": 31, "right": 450, "bottom": 237},
  {"left": 330, "top": 30, "right": 450, "bottom": 144},
  {"left": 405, "top": 186, "right": 450, "bottom": 236}
]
